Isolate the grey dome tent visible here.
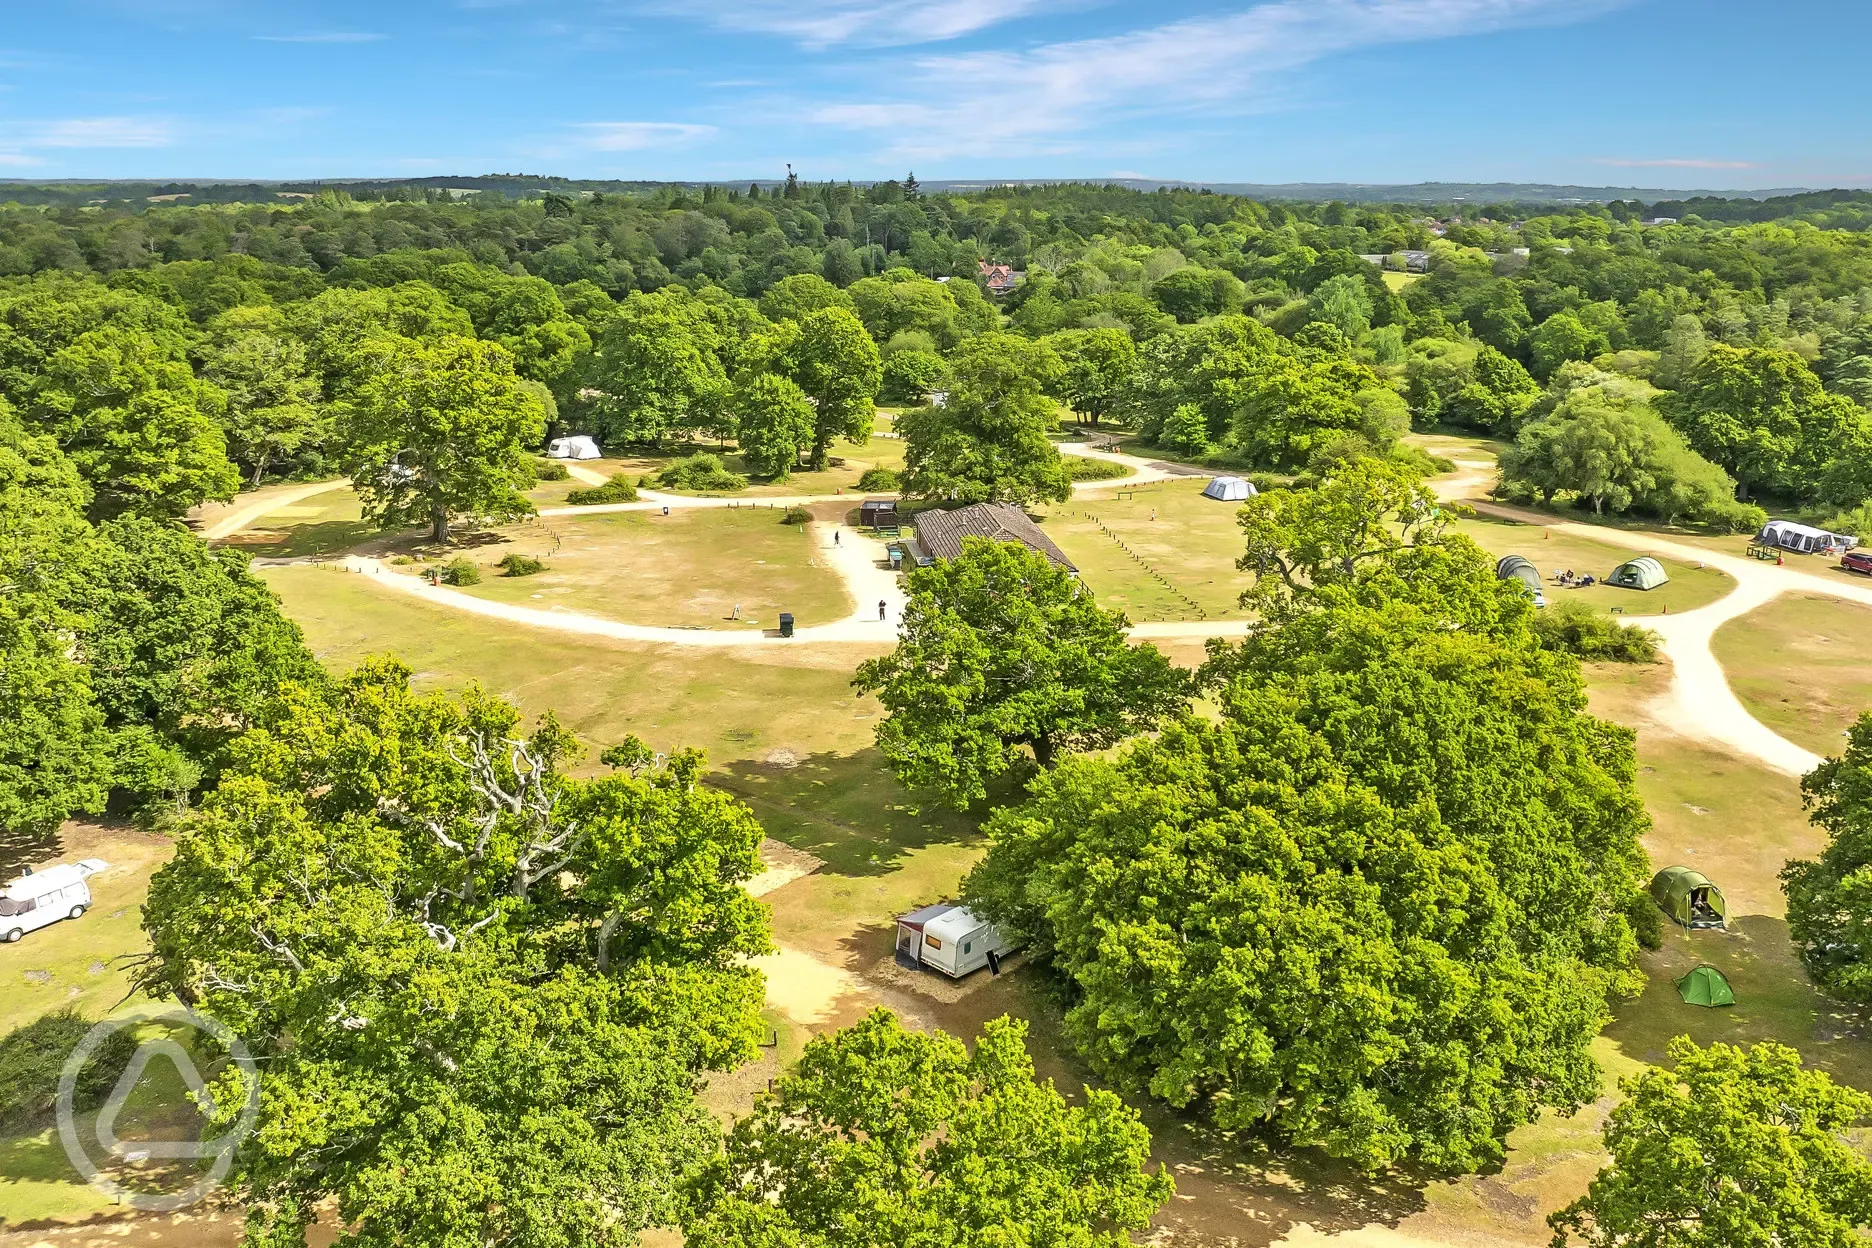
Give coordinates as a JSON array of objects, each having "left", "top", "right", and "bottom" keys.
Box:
[
  {"left": 1608, "top": 556, "right": 1669, "bottom": 590},
  {"left": 1650, "top": 866, "right": 1727, "bottom": 930},
  {"left": 1202, "top": 476, "right": 1256, "bottom": 502},
  {"left": 1495, "top": 555, "right": 1546, "bottom": 608}
]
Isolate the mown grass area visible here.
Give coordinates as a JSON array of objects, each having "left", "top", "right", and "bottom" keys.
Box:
[
  {"left": 1711, "top": 593, "right": 1872, "bottom": 757},
  {"left": 261, "top": 564, "right": 885, "bottom": 766},
  {"left": 0, "top": 1016, "right": 226, "bottom": 1227},
  {"left": 1381, "top": 270, "right": 1423, "bottom": 292},
  {"left": 212, "top": 486, "right": 382, "bottom": 559},
  {"left": 534, "top": 420, "right": 906, "bottom": 502},
  {"left": 1454, "top": 514, "right": 1734, "bottom": 617},
  {"left": 0, "top": 827, "right": 173, "bottom": 1036},
  {"left": 442, "top": 508, "right": 852, "bottom": 630},
  {"left": 1035, "top": 480, "right": 1250, "bottom": 622}
]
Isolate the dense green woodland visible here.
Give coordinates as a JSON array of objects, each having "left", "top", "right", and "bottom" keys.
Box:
[
  {"left": 1, "top": 180, "right": 1869, "bottom": 534},
  {"left": 7, "top": 182, "right": 1872, "bottom": 1245}
]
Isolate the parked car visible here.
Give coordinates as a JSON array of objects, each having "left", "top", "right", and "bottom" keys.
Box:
[
  {"left": 1843, "top": 549, "right": 1872, "bottom": 576},
  {"left": 0, "top": 859, "right": 109, "bottom": 942}
]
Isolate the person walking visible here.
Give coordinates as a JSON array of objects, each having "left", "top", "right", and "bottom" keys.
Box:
[
  {"left": 878, "top": 599, "right": 887, "bottom": 621},
  {"left": 834, "top": 530, "right": 841, "bottom": 548}
]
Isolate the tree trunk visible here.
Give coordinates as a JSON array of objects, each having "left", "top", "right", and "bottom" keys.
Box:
[
  {"left": 808, "top": 426, "right": 831, "bottom": 473},
  {"left": 1592, "top": 493, "right": 1603, "bottom": 515},
  {"left": 430, "top": 503, "right": 450, "bottom": 543},
  {"left": 1736, "top": 477, "right": 1751, "bottom": 502},
  {"left": 1029, "top": 736, "right": 1056, "bottom": 767},
  {"left": 250, "top": 453, "right": 269, "bottom": 490}
]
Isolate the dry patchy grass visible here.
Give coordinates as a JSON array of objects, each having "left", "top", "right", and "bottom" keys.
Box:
[{"left": 1711, "top": 593, "right": 1872, "bottom": 757}]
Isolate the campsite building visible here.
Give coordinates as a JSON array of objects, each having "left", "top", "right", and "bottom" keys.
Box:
[
  {"left": 1608, "top": 556, "right": 1670, "bottom": 590},
  {"left": 909, "top": 502, "right": 1078, "bottom": 573},
  {"left": 1755, "top": 519, "right": 1858, "bottom": 555},
  {"left": 1202, "top": 476, "right": 1256, "bottom": 502},
  {"left": 894, "top": 903, "right": 1014, "bottom": 979}
]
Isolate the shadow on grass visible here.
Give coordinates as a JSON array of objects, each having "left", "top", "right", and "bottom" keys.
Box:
[
  {"left": 711, "top": 748, "right": 979, "bottom": 877},
  {"left": 226, "top": 519, "right": 378, "bottom": 559},
  {"left": 1604, "top": 914, "right": 1872, "bottom": 1089},
  {"left": 0, "top": 824, "right": 62, "bottom": 880}
]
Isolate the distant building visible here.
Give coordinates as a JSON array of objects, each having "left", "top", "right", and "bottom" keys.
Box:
[
  {"left": 1644, "top": 217, "right": 1679, "bottom": 226},
  {"left": 1359, "top": 250, "right": 1431, "bottom": 273},
  {"left": 910, "top": 502, "right": 1078, "bottom": 573},
  {"left": 977, "top": 261, "right": 1024, "bottom": 296}
]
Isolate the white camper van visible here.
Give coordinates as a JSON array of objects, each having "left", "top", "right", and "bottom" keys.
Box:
[
  {"left": 894, "top": 903, "right": 1014, "bottom": 979},
  {"left": 0, "top": 859, "right": 109, "bottom": 942}
]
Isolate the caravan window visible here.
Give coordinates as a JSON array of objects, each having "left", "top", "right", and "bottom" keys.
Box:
[
  {"left": 963, "top": 942, "right": 973, "bottom": 955},
  {"left": 924, "top": 934, "right": 942, "bottom": 950},
  {"left": 0, "top": 896, "right": 31, "bottom": 916}
]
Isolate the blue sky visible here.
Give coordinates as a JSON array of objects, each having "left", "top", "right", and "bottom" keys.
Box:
[{"left": 3, "top": 0, "right": 1868, "bottom": 188}]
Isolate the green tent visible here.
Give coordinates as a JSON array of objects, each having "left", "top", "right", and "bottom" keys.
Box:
[
  {"left": 1608, "top": 556, "right": 1670, "bottom": 590},
  {"left": 1650, "top": 865, "right": 1728, "bottom": 929},
  {"left": 1676, "top": 965, "right": 1736, "bottom": 1007}
]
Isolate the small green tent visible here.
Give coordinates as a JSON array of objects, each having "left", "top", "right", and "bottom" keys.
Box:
[
  {"left": 1676, "top": 965, "right": 1735, "bottom": 1007},
  {"left": 1608, "top": 556, "right": 1670, "bottom": 590},
  {"left": 1650, "top": 865, "right": 1727, "bottom": 929}
]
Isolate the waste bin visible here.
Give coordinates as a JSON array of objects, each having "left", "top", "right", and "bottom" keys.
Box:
[{"left": 778, "top": 612, "right": 794, "bottom": 638}]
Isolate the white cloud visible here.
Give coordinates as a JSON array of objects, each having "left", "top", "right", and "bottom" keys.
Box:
[
  {"left": 27, "top": 117, "right": 173, "bottom": 148},
  {"left": 1596, "top": 157, "right": 1759, "bottom": 170},
  {"left": 570, "top": 121, "right": 717, "bottom": 150},
  {"left": 807, "top": 0, "right": 1626, "bottom": 158},
  {"left": 657, "top": 0, "right": 1066, "bottom": 48},
  {"left": 253, "top": 32, "right": 387, "bottom": 43},
  {"left": 0, "top": 152, "right": 43, "bottom": 166}
]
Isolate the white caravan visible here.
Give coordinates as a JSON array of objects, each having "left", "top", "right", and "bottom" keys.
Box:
[
  {"left": 894, "top": 903, "right": 1014, "bottom": 979},
  {"left": 0, "top": 859, "right": 109, "bottom": 942}
]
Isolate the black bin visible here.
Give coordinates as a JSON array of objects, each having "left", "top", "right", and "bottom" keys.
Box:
[{"left": 778, "top": 612, "right": 794, "bottom": 638}]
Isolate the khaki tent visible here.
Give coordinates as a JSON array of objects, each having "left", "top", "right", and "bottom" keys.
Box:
[
  {"left": 1608, "top": 556, "right": 1670, "bottom": 590},
  {"left": 1495, "top": 555, "right": 1546, "bottom": 607},
  {"left": 1676, "top": 965, "right": 1735, "bottom": 1007},
  {"left": 1650, "top": 865, "right": 1727, "bottom": 929}
]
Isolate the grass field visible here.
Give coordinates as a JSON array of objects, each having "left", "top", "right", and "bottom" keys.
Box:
[
  {"left": 1381, "top": 270, "right": 1423, "bottom": 292},
  {"left": 440, "top": 508, "right": 852, "bottom": 630},
  {"left": 261, "top": 564, "right": 885, "bottom": 765},
  {"left": 1454, "top": 514, "right": 1734, "bottom": 617},
  {"left": 1711, "top": 592, "right": 1872, "bottom": 757},
  {"left": 213, "top": 487, "right": 383, "bottom": 559},
  {"left": 532, "top": 422, "right": 906, "bottom": 502},
  {"left": 1035, "top": 480, "right": 1250, "bottom": 621}
]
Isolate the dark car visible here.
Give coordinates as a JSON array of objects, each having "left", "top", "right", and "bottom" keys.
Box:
[{"left": 1843, "top": 549, "right": 1872, "bottom": 576}]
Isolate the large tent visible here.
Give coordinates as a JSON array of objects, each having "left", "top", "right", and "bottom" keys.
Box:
[
  {"left": 1756, "top": 519, "right": 1857, "bottom": 554},
  {"left": 1650, "top": 866, "right": 1727, "bottom": 929},
  {"left": 1608, "top": 556, "right": 1670, "bottom": 590},
  {"left": 1495, "top": 555, "right": 1546, "bottom": 607},
  {"left": 1203, "top": 476, "right": 1256, "bottom": 502},
  {"left": 547, "top": 435, "right": 601, "bottom": 460},
  {"left": 1676, "top": 965, "right": 1736, "bottom": 1007}
]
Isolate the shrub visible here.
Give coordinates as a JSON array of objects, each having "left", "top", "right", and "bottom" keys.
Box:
[
  {"left": 655, "top": 454, "right": 747, "bottom": 492},
  {"left": 1061, "top": 455, "right": 1131, "bottom": 482},
  {"left": 857, "top": 467, "right": 901, "bottom": 491},
  {"left": 781, "top": 506, "right": 812, "bottom": 525},
  {"left": 499, "top": 553, "right": 545, "bottom": 577},
  {"left": 533, "top": 457, "right": 570, "bottom": 481},
  {"left": 1532, "top": 598, "right": 1659, "bottom": 662},
  {"left": 1824, "top": 501, "right": 1872, "bottom": 539},
  {"left": 566, "top": 472, "right": 639, "bottom": 505},
  {"left": 0, "top": 1009, "right": 137, "bottom": 1132},
  {"left": 442, "top": 557, "right": 481, "bottom": 586}
]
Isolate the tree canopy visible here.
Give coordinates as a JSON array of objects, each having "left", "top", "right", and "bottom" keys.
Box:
[
  {"left": 967, "top": 471, "right": 1652, "bottom": 1171},
  {"left": 684, "top": 1008, "right": 1173, "bottom": 1248},
  {"left": 138, "top": 661, "right": 772, "bottom": 1247},
  {"left": 853, "top": 536, "right": 1187, "bottom": 810},
  {"left": 899, "top": 333, "right": 1070, "bottom": 505},
  {"left": 1549, "top": 1037, "right": 1872, "bottom": 1248}
]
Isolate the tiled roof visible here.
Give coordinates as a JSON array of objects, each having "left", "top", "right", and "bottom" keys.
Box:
[{"left": 912, "top": 502, "right": 1077, "bottom": 572}]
